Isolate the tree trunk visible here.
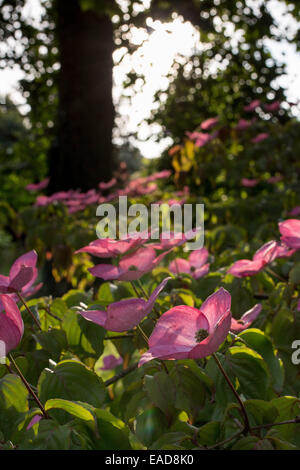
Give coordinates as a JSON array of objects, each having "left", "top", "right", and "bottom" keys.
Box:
[{"left": 49, "top": 0, "right": 115, "bottom": 192}]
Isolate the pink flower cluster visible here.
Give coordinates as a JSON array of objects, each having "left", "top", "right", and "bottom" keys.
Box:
[
  {"left": 77, "top": 229, "right": 200, "bottom": 282},
  {"left": 243, "top": 99, "right": 280, "bottom": 113},
  {"left": 228, "top": 224, "right": 298, "bottom": 278},
  {"left": 169, "top": 247, "right": 210, "bottom": 279},
  {"left": 33, "top": 171, "right": 172, "bottom": 214}
]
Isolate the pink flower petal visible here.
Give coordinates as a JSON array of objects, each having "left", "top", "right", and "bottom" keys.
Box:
[
  {"left": 89, "top": 264, "right": 123, "bottom": 281},
  {"left": 142, "top": 306, "right": 210, "bottom": 365},
  {"left": 189, "top": 312, "right": 231, "bottom": 359},
  {"left": 279, "top": 219, "right": 300, "bottom": 249},
  {"left": 253, "top": 240, "right": 278, "bottom": 264},
  {"left": 77, "top": 309, "right": 107, "bottom": 328},
  {"left": 263, "top": 101, "right": 280, "bottom": 112},
  {"left": 106, "top": 299, "right": 147, "bottom": 331},
  {"left": 227, "top": 258, "right": 264, "bottom": 278},
  {"left": 235, "top": 119, "right": 251, "bottom": 130},
  {"left": 200, "top": 117, "right": 219, "bottom": 130},
  {"left": 198, "top": 287, "right": 231, "bottom": 332},
  {"left": 241, "top": 178, "right": 259, "bottom": 187},
  {"left": 0, "top": 295, "right": 24, "bottom": 353},
  {"left": 251, "top": 133, "right": 269, "bottom": 144},
  {"left": 9, "top": 250, "right": 38, "bottom": 293},
  {"left": 244, "top": 99, "right": 260, "bottom": 112},
  {"left": 288, "top": 206, "right": 300, "bottom": 217},
  {"left": 100, "top": 354, "right": 123, "bottom": 370},
  {"left": 26, "top": 178, "right": 49, "bottom": 192},
  {"left": 119, "top": 247, "right": 156, "bottom": 272},
  {"left": 0, "top": 275, "right": 10, "bottom": 294},
  {"left": 144, "top": 277, "right": 171, "bottom": 315},
  {"left": 230, "top": 304, "right": 262, "bottom": 332},
  {"left": 169, "top": 258, "right": 191, "bottom": 275},
  {"left": 9, "top": 266, "right": 35, "bottom": 292},
  {"left": 26, "top": 414, "right": 42, "bottom": 430},
  {"left": 188, "top": 247, "right": 209, "bottom": 268},
  {"left": 193, "top": 263, "right": 210, "bottom": 279}
]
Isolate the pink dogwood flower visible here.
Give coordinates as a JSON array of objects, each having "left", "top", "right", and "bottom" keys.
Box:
[
  {"left": 89, "top": 246, "right": 170, "bottom": 281},
  {"left": 169, "top": 247, "right": 210, "bottom": 280},
  {"left": 230, "top": 304, "right": 262, "bottom": 332},
  {"left": 267, "top": 175, "right": 282, "bottom": 184},
  {"left": 235, "top": 119, "right": 251, "bottom": 131},
  {"left": 75, "top": 236, "right": 145, "bottom": 258},
  {"left": 0, "top": 295, "right": 24, "bottom": 354},
  {"left": 251, "top": 133, "right": 269, "bottom": 144},
  {"left": 201, "top": 117, "right": 219, "bottom": 130},
  {"left": 26, "top": 178, "right": 50, "bottom": 192},
  {"left": 100, "top": 355, "right": 123, "bottom": 370},
  {"left": 244, "top": 99, "right": 260, "bottom": 112},
  {"left": 288, "top": 206, "right": 300, "bottom": 217},
  {"left": 227, "top": 241, "right": 278, "bottom": 278},
  {"left": 186, "top": 131, "right": 213, "bottom": 147},
  {"left": 139, "top": 288, "right": 231, "bottom": 367},
  {"left": 0, "top": 250, "right": 41, "bottom": 297},
  {"left": 77, "top": 277, "right": 170, "bottom": 332},
  {"left": 150, "top": 227, "right": 203, "bottom": 251},
  {"left": 98, "top": 178, "right": 117, "bottom": 191},
  {"left": 263, "top": 101, "right": 280, "bottom": 112},
  {"left": 26, "top": 415, "right": 42, "bottom": 430},
  {"left": 279, "top": 219, "right": 300, "bottom": 249},
  {"left": 241, "top": 178, "right": 259, "bottom": 187},
  {"left": 272, "top": 242, "right": 296, "bottom": 259}
]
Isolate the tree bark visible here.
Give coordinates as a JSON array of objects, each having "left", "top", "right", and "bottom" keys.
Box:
[{"left": 49, "top": 0, "right": 115, "bottom": 192}]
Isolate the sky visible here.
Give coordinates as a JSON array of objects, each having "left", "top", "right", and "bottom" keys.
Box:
[{"left": 0, "top": 0, "right": 299, "bottom": 158}]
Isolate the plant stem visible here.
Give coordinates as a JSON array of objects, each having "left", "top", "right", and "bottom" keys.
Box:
[
  {"left": 130, "top": 281, "right": 142, "bottom": 298},
  {"left": 206, "top": 429, "right": 243, "bottom": 450},
  {"left": 8, "top": 353, "right": 49, "bottom": 419},
  {"left": 205, "top": 417, "right": 300, "bottom": 450},
  {"left": 265, "top": 267, "right": 286, "bottom": 283},
  {"left": 137, "top": 324, "right": 149, "bottom": 344},
  {"left": 41, "top": 305, "right": 62, "bottom": 322},
  {"left": 104, "top": 334, "right": 134, "bottom": 340},
  {"left": 212, "top": 353, "right": 250, "bottom": 433},
  {"left": 104, "top": 362, "right": 138, "bottom": 386},
  {"left": 137, "top": 279, "right": 149, "bottom": 299},
  {"left": 251, "top": 417, "right": 300, "bottom": 431},
  {"left": 137, "top": 279, "right": 161, "bottom": 319},
  {"left": 16, "top": 292, "right": 41, "bottom": 329}
]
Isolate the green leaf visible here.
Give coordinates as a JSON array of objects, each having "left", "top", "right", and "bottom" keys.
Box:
[
  {"left": 268, "top": 396, "right": 300, "bottom": 446},
  {"left": 20, "top": 420, "right": 73, "bottom": 450},
  {"left": 45, "top": 398, "right": 95, "bottom": 423},
  {"left": 136, "top": 407, "right": 168, "bottom": 447},
  {"left": 197, "top": 421, "right": 221, "bottom": 446},
  {"left": 92, "top": 409, "right": 132, "bottom": 450},
  {"left": 144, "top": 372, "right": 176, "bottom": 420},
  {"left": 244, "top": 399, "right": 278, "bottom": 426},
  {"left": 170, "top": 362, "right": 207, "bottom": 418},
  {"left": 0, "top": 375, "right": 29, "bottom": 440},
  {"left": 62, "top": 310, "right": 105, "bottom": 359},
  {"left": 232, "top": 436, "right": 274, "bottom": 450},
  {"left": 238, "top": 329, "right": 284, "bottom": 393},
  {"left": 226, "top": 346, "right": 271, "bottom": 399},
  {"left": 34, "top": 328, "right": 67, "bottom": 360},
  {"left": 150, "top": 432, "right": 189, "bottom": 450},
  {"left": 62, "top": 289, "right": 91, "bottom": 308},
  {"left": 38, "top": 360, "right": 106, "bottom": 407},
  {"left": 289, "top": 262, "right": 300, "bottom": 284}
]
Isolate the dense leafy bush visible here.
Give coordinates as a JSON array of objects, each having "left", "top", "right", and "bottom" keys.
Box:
[{"left": 1, "top": 104, "right": 300, "bottom": 450}]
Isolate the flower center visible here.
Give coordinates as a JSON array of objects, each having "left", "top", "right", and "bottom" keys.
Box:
[{"left": 195, "top": 328, "right": 209, "bottom": 342}]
